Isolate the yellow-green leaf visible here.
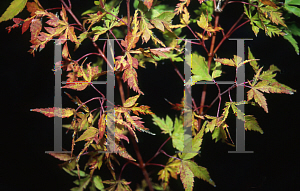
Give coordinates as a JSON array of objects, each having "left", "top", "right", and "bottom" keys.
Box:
[
  {"left": 0, "top": 0, "right": 28, "bottom": 23},
  {"left": 245, "top": 115, "right": 263, "bottom": 134}
]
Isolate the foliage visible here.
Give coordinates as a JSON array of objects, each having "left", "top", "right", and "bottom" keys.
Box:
[{"left": 2, "top": 0, "right": 297, "bottom": 190}]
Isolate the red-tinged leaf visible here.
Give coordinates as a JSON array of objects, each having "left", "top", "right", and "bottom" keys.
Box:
[
  {"left": 22, "top": 18, "right": 32, "bottom": 34},
  {"left": 259, "top": 0, "right": 277, "bottom": 8},
  {"left": 122, "top": 67, "right": 144, "bottom": 95},
  {"left": 0, "top": 0, "right": 27, "bottom": 23},
  {"left": 26, "top": 1, "right": 43, "bottom": 16},
  {"left": 62, "top": 82, "right": 89, "bottom": 91},
  {"left": 98, "top": 114, "right": 106, "bottom": 140},
  {"left": 76, "top": 127, "right": 98, "bottom": 142},
  {"left": 214, "top": 57, "right": 236, "bottom": 67},
  {"left": 60, "top": 5, "right": 67, "bottom": 22},
  {"left": 247, "top": 89, "right": 268, "bottom": 113},
  {"left": 46, "top": 18, "right": 59, "bottom": 27},
  {"left": 144, "top": 0, "right": 153, "bottom": 9},
  {"left": 115, "top": 132, "right": 129, "bottom": 143},
  {"left": 131, "top": 56, "right": 139, "bottom": 69},
  {"left": 115, "top": 144, "right": 136, "bottom": 161},
  {"left": 124, "top": 95, "right": 140, "bottom": 108},
  {"left": 67, "top": 26, "right": 78, "bottom": 44},
  {"left": 245, "top": 115, "right": 263, "bottom": 134},
  {"left": 131, "top": 105, "right": 154, "bottom": 115},
  {"left": 186, "top": 160, "right": 216, "bottom": 187},
  {"left": 48, "top": 153, "right": 74, "bottom": 161},
  {"left": 13, "top": 18, "right": 23, "bottom": 24},
  {"left": 62, "top": 43, "right": 70, "bottom": 60},
  {"left": 30, "top": 18, "right": 42, "bottom": 40},
  {"left": 150, "top": 49, "right": 168, "bottom": 58},
  {"left": 31, "top": 107, "right": 75, "bottom": 118},
  {"left": 180, "top": 161, "right": 194, "bottom": 191}
]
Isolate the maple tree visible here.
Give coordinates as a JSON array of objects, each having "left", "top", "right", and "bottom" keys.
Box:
[{"left": 1, "top": 0, "right": 298, "bottom": 190}]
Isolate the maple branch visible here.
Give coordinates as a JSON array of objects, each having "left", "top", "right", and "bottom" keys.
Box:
[
  {"left": 75, "top": 53, "right": 101, "bottom": 62},
  {"left": 186, "top": 25, "right": 209, "bottom": 54},
  {"left": 227, "top": 1, "right": 258, "bottom": 8},
  {"left": 214, "top": 80, "right": 222, "bottom": 118},
  {"left": 119, "top": 161, "right": 139, "bottom": 180},
  {"left": 213, "top": 13, "right": 245, "bottom": 54},
  {"left": 146, "top": 137, "right": 171, "bottom": 165},
  {"left": 108, "top": 29, "right": 124, "bottom": 52},
  {"left": 198, "top": 11, "right": 221, "bottom": 129},
  {"left": 160, "top": 150, "right": 181, "bottom": 161},
  {"left": 146, "top": 163, "right": 165, "bottom": 168}
]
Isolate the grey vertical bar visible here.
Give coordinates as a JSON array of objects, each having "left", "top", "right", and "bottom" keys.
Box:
[
  {"left": 183, "top": 40, "right": 193, "bottom": 152},
  {"left": 106, "top": 39, "right": 115, "bottom": 153},
  {"left": 46, "top": 40, "right": 70, "bottom": 153},
  {"left": 228, "top": 38, "right": 253, "bottom": 153}
]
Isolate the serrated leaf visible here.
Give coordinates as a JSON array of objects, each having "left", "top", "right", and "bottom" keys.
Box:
[
  {"left": 31, "top": 107, "right": 75, "bottom": 118},
  {"left": 143, "top": 0, "right": 153, "bottom": 9},
  {"left": 93, "top": 176, "right": 105, "bottom": 191},
  {"left": 247, "top": 89, "right": 268, "bottom": 113},
  {"left": 179, "top": 129, "right": 204, "bottom": 160},
  {"left": 248, "top": 47, "right": 259, "bottom": 72},
  {"left": 186, "top": 52, "right": 212, "bottom": 86},
  {"left": 283, "top": 30, "right": 299, "bottom": 54},
  {"left": 197, "top": 13, "right": 208, "bottom": 29},
  {"left": 186, "top": 160, "right": 216, "bottom": 187},
  {"left": 48, "top": 153, "right": 74, "bottom": 161},
  {"left": 285, "top": 5, "right": 300, "bottom": 17},
  {"left": 212, "top": 124, "right": 228, "bottom": 143},
  {"left": 76, "top": 127, "right": 98, "bottom": 142},
  {"left": 245, "top": 115, "right": 263, "bottom": 134},
  {"left": 180, "top": 160, "right": 194, "bottom": 191},
  {"left": 122, "top": 67, "right": 143, "bottom": 95},
  {"left": 124, "top": 95, "right": 140, "bottom": 108},
  {"left": 152, "top": 114, "right": 173, "bottom": 135},
  {"left": 172, "top": 117, "right": 184, "bottom": 151},
  {"left": 0, "top": 0, "right": 27, "bottom": 23},
  {"left": 71, "top": 176, "right": 91, "bottom": 191}
]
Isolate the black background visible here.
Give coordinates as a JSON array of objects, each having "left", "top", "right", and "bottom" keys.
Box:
[{"left": 1, "top": 0, "right": 299, "bottom": 190}]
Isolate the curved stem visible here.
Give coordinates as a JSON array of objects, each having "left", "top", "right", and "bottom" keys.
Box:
[{"left": 146, "top": 137, "right": 171, "bottom": 164}]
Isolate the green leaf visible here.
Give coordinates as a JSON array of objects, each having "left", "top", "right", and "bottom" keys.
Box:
[
  {"left": 186, "top": 52, "right": 212, "bottom": 86},
  {"left": 180, "top": 161, "right": 194, "bottom": 191},
  {"left": 283, "top": 30, "right": 299, "bottom": 54},
  {"left": 285, "top": 5, "right": 300, "bottom": 17},
  {"left": 63, "top": 167, "right": 87, "bottom": 177},
  {"left": 75, "top": 126, "right": 98, "bottom": 142},
  {"left": 71, "top": 176, "right": 91, "bottom": 191},
  {"left": 0, "top": 0, "right": 27, "bottom": 23},
  {"left": 286, "top": 0, "right": 300, "bottom": 6},
  {"left": 248, "top": 47, "right": 259, "bottom": 73},
  {"left": 179, "top": 128, "right": 204, "bottom": 160},
  {"left": 211, "top": 61, "right": 222, "bottom": 79},
  {"left": 81, "top": 6, "right": 98, "bottom": 15},
  {"left": 229, "top": 104, "right": 245, "bottom": 121},
  {"left": 93, "top": 175, "right": 105, "bottom": 191},
  {"left": 171, "top": 117, "right": 184, "bottom": 151},
  {"left": 247, "top": 89, "right": 268, "bottom": 113},
  {"left": 155, "top": 11, "right": 175, "bottom": 22},
  {"left": 212, "top": 125, "right": 227, "bottom": 143},
  {"left": 186, "top": 160, "right": 216, "bottom": 187},
  {"left": 245, "top": 115, "right": 263, "bottom": 134},
  {"left": 152, "top": 114, "right": 173, "bottom": 135}
]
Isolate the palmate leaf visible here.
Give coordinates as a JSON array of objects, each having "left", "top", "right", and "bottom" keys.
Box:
[
  {"left": 247, "top": 88, "right": 268, "bottom": 113},
  {"left": 179, "top": 127, "right": 204, "bottom": 160},
  {"left": 75, "top": 126, "right": 98, "bottom": 142},
  {"left": 102, "top": 179, "right": 132, "bottom": 191},
  {"left": 152, "top": 114, "right": 173, "bottom": 135},
  {"left": 48, "top": 153, "right": 75, "bottom": 161},
  {"left": 245, "top": 115, "right": 263, "bottom": 134},
  {"left": 31, "top": 107, "right": 75, "bottom": 118},
  {"left": 0, "top": 0, "right": 27, "bottom": 23},
  {"left": 186, "top": 52, "right": 212, "bottom": 86},
  {"left": 186, "top": 160, "right": 216, "bottom": 187},
  {"left": 171, "top": 117, "right": 185, "bottom": 151},
  {"left": 179, "top": 160, "right": 194, "bottom": 191}
]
